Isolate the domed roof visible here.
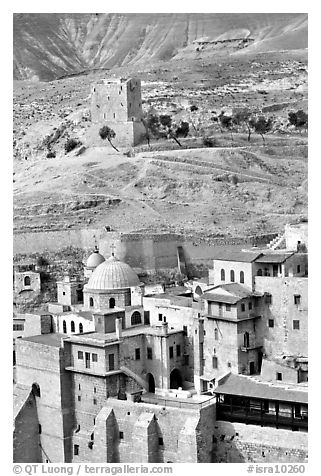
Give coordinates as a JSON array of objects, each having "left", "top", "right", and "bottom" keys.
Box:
[
  {"left": 86, "top": 255, "right": 140, "bottom": 290},
  {"left": 86, "top": 248, "right": 105, "bottom": 269}
]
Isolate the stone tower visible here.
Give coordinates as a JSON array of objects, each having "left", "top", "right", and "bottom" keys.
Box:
[{"left": 90, "top": 77, "right": 146, "bottom": 147}]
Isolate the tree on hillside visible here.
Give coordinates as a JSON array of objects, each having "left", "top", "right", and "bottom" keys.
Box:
[
  {"left": 99, "top": 125, "right": 119, "bottom": 152},
  {"left": 144, "top": 112, "right": 185, "bottom": 147},
  {"left": 175, "top": 121, "right": 190, "bottom": 138},
  {"left": 218, "top": 112, "right": 234, "bottom": 141},
  {"left": 249, "top": 116, "right": 273, "bottom": 143},
  {"left": 288, "top": 110, "right": 308, "bottom": 133},
  {"left": 232, "top": 108, "right": 253, "bottom": 142}
]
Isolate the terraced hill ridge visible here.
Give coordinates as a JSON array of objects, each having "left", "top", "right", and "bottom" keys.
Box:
[{"left": 13, "top": 13, "right": 308, "bottom": 81}]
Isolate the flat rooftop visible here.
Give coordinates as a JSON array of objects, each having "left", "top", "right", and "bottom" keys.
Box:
[
  {"left": 215, "top": 373, "right": 308, "bottom": 404},
  {"left": 21, "top": 333, "right": 66, "bottom": 348}
]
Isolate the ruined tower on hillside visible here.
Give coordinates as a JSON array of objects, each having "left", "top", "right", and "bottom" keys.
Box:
[{"left": 90, "top": 77, "right": 146, "bottom": 147}]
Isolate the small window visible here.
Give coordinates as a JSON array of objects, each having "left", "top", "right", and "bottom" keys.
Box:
[
  {"left": 230, "top": 270, "right": 235, "bottom": 282},
  {"left": 214, "top": 328, "right": 218, "bottom": 340},
  {"left": 94, "top": 387, "right": 96, "bottom": 393},
  {"left": 93, "top": 398, "right": 97, "bottom": 405},
  {"left": 169, "top": 346, "right": 174, "bottom": 359},
  {"left": 176, "top": 344, "right": 181, "bottom": 357},
  {"left": 212, "top": 356, "right": 218, "bottom": 369},
  {"left": 119, "top": 431, "right": 124, "bottom": 439},
  {"left": 78, "top": 384, "right": 81, "bottom": 390},
  {"left": 147, "top": 347, "right": 153, "bottom": 360},
  {"left": 225, "top": 304, "right": 231, "bottom": 312},
  {"left": 158, "top": 313, "right": 163, "bottom": 321},
  {"left": 89, "top": 297, "right": 94, "bottom": 307},
  {"left": 92, "top": 353, "right": 98, "bottom": 362},
  {"left": 243, "top": 332, "right": 250, "bottom": 348},
  {"left": 257, "top": 269, "right": 263, "bottom": 276},
  {"left": 74, "top": 444, "right": 79, "bottom": 456},
  {"left": 108, "top": 354, "right": 115, "bottom": 371},
  {"left": 71, "top": 321, "right": 75, "bottom": 332},
  {"left": 131, "top": 311, "right": 141, "bottom": 325},
  {"left": 297, "top": 265, "right": 301, "bottom": 273},
  {"left": 293, "top": 320, "right": 300, "bottom": 330},
  {"left": 184, "top": 355, "right": 189, "bottom": 366},
  {"left": 183, "top": 325, "right": 187, "bottom": 336},
  {"left": 276, "top": 372, "right": 282, "bottom": 381},
  {"left": 79, "top": 323, "right": 83, "bottom": 333},
  {"left": 294, "top": 295, "right": 301, "bottom": 305},
  {"left": 241, "top": 303, "right": 245, "bottom": 312},
  {"left": 24, "top": 276, "right": 31, "bottom": 286},
  {"left": 240, "top": 271, "right": 244, "bottom": 284},
  {"left": 248, "top": 302, "right": 252, "bottom": 310},
  {"left": 135, "top": 348, "right": 141, "bottom": 360},
  {"left": 158, "top": 437, "right": 164, "bottom": 446},
  {"left": 221, "top": 269, "right": 225, "bottom": 281},
  {"left": 109, "top": 298, "right": 115, "bottom": 309},
  {"left": 63, "top": 291, "right": 66, "bottom": 296},
  {"left": 38, "top": 424, "right": 42, "bottom": 434},
  {"left": 63, "top": 320, "right": 67, "bottom": 334},
  {"left": 78, "top": 395, "right": 81, "bottom": 401},
  {"left": 78, "top": 351, "right": 83, "bottom": 360},
  {"left": 265, "top": 293, "right": 272, "bottom": 304},
  {"left": 268, "top": 319, "right": 274, "bottom": 328}
]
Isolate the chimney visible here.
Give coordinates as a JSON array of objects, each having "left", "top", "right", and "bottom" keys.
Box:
[
  {"left": 161, "top": 322, "right": 168, "bottom": 336},
  {"left": 115, "top": 317, "right": 122, "bottom": 340}
]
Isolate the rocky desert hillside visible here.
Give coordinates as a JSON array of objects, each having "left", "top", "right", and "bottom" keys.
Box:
[{"left": 13, "top": 13, "right": 308, "bottom": 241}]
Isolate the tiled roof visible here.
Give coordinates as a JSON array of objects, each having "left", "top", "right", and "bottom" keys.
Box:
[
  {"left": 255, "top": 253, "right": 294, "bottom": 264},
  {"left": 212, "top": 250, "right": 263, "bottom": 263},
  {"left": 215, "top": 373, "right": 308, "bottom": 404}
]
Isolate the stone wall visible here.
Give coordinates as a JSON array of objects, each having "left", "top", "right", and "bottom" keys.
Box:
[
  {"left": 212, "top": 421, "right": 308, "bottom": 462},
  {"left": 13, "top": 391, "right": 42, "bottom": 463}
]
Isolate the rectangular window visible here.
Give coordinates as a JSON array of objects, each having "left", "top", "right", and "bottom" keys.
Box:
[
  {"left": 74, "top": 445, "right": 79, "bottom": 456},
  {"left": 169, "top": 346, "right": 174, "bottom": 359},
  {"left": 176, "top": 344, "right": 181, "bottom": 357},
  {"left": 38, "top": 424, "right": 42, "bottom": 434},
  {"left": 212, "top": 356, "right": 218, "bottom": 369},
  {"left": 78, "top": 351, "right": 83, "bottom": 360},
  {"left": 265, "top": 294, "right": 272, "bottom": 304},
  {"left": 183, "top": 326, "right": 188, "bottom": 336},
  {"left": 94, "top": 387, "right": 96, "bottom": 393},
  {"left": 297, "top": 265, "right": 301, "bottom": 273},
  {"left": 294, "top": 295, "right": 301, "bottom": 305},
  {"left": 158, "top": 313, "right": 163, "bottom": 321},
  {"left": 268, "top": 319, "right": 274, "bottom": 328},
  {"left": 108, "top": 354, "right": 115, "bottom": 371},
  {"left": 92, "top": 353, "right": 98, "bottom": 362},
  {"left": 248, "top": 302, "right": 252, "bottom": 310},
  {"left": 135, "top": 348, "right": 141, "bottom": 360},
  {"left": 13, "top": 324, "right": 24, "bottom": 331},
  {"left": 144, "top": 311, "right": 150, "bottom": 325},
  {"left": 93, "top": 398, "right": 97, "bottom": 405},
  {"left": 119, "top": 431, "right": 124, "bottom": 439},
  {"left": 184, "top": 355, "right": 189, "bottom": 366},
  {"left": 276, "top": 372, "right": 282, "bottom": 381},
  {"left": 225, "top": 304, "right": 231, "bottom": 312},
  {"left": 158, "top": 437, "right": 164, "bottom": 446},
  {"left": 85, "top": 352, "right": 90, "bottom": 369},
  {"left": 78, "top": 395, "right": 81, "bottom": 401},
  {"left": 147, "top": 347, "right": 153, "bottom": 360},
  {"left": 293, "top": 320, "right": 300, "bottom": 330},
  {"left": 241, "top": 304, "right": 245, "bottom": 312}
]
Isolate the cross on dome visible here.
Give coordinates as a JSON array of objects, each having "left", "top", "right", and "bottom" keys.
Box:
[{"left": 110, "top": 243, "right": 116, "bottom": 257}]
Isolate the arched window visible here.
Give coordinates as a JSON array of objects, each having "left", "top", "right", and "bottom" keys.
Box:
[
  {"left": 230, "top": 270, "right": 235, "bottom": 282},
  {"left": 32, "top": 383, "right": 41, "bottom": 397},
  {"left": 244, "top": 332, "right": 250, "bottom": 348},
  {"left": 71, "top": 321, "right": 75, "bottom": 333},
  {"left": 221, "top": 269, "right": 225, "bottom": 281},
  {"left": 79, "top": 323, "right": 83, "bottom": 334},
  {"left": 257, "top": 269, "right": 263, "bottom": 276},
  {"left": 131, "top": 311, "right": 142, "bottom": 325},
  {"left": 109, "top": 298, "right": 115, "bottom": 309},
  {"left": 214, "top": 328, "right": 218, "bottom": 341},
  {"left": 195, "top": 286, "right": 202, "bottom": 296},
  {"left": 24, "top": 276, "right": 31, "bottom": 286},
  {"left": 240, "top": 271, "right": 244, "bottom": 284},
  {"left": 63, "top": 320, "right": 67, "bottom": 334},
  {"left": 89, "top": 297, "right": 94, "bottom": 308}
]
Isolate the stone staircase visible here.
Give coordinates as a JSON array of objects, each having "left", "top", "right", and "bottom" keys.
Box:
[{"left": 267, "top": 233, "right": 286, "bottom": 250}]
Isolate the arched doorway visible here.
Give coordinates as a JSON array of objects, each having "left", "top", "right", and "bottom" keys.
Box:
[
  {"left": 170, "top": 369, "right": 183, "bottom": 389},
  {"left": 147, "top": 373, "right": 155, "bottom": 393}
]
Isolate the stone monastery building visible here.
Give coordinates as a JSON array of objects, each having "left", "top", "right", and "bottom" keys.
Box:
[{"left": 13, "top": 231, "right": 308, "bottom": 463}]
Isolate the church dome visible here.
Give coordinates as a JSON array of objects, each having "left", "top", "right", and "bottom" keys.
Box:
[
  {"left": 86, "top": 248, "right": 105, "bottom": 269},
  {"left": 86, "top": 255, "right": 140, "bottom": 290}
]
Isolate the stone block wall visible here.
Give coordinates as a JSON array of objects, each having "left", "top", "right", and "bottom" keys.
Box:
[
  {"left": 13, "top": 391, "right": 42, "bottom": 463},
  {"left": 212, "top": 421, "right": 308, "bottom": 463}
]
